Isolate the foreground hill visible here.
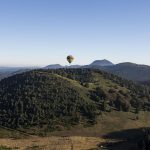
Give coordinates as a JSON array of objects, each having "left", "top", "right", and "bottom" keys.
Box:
[{"left": 0, "top": 69, "right": 150, "bottom": 132}]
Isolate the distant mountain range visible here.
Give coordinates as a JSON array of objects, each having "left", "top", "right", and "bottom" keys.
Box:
[
  {"left": 0, "top": 67, "right": 37, "bottom": 80},
  {"left": 45, "top": 59, "right": 150, "bottom": 84},
  {"left": 1, "top": 60, "right": 150, "bottom": 84},
  {"left": 44, "top": 64, "right": 81, "bottom": 69},
  {"left": 102, "top": 63, "right": 150, "bottom": 82},
  {"left": 45, "top": 64, "right": 62, "bottom": 69},
  {"left": 89, "top": 59, "right": 114, "bottom": 66}
]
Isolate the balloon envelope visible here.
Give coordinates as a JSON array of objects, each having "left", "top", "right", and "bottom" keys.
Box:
[{"left": 67, "top": 55, "right": 74, "bottom": 64}]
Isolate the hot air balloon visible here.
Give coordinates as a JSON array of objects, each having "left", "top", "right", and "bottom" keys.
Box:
[{"left": 67, "top": 55, "right": 74, "bottom": 64}]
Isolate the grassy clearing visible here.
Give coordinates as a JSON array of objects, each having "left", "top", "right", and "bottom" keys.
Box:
[
  {"left": 47, "top": 111, "right": 150, "bottom": 137},
  {"left": 0, "top": 127, "right": 28, "bottom": 139},
  {"left": 89, "top": 72, "right": 129, "bottom": 93},
  {"left": 0, "top": 111, "right": 149, "bottom": 149},
  {"left": 0, "top": 146, "right": 18, "bottom": 150},
  {"left": 25, "top": 145, "right": 46, "bottom": 150},
  {"left": 0, "top": 136, "right": 105, "bottom": 150},
  {"left": 1, "top": 111, "right": 149, "bottom": 138}
]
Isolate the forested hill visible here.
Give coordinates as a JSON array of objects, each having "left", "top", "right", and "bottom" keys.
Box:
[{"left": 0, "top": 69, "right": 150, "bottom": 131}]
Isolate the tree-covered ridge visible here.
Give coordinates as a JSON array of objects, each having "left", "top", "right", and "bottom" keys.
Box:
[
  {"left": 0, "top": 70, "right": 97, "bottom": 129},
  {"left": 0, "top": 68, "right": 150, "bottom": 130}
]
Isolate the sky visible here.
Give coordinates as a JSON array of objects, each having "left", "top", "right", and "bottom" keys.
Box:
[{"left": 0, "top": 0, "right": 150, "bottom": 67}]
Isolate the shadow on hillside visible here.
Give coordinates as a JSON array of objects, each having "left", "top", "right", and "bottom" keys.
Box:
[
  {"left": 96, "top": 128, "right": 150, "bottom": 150},
  {"left": 103, "top": 128, "right": 145, "bottom": 140}
]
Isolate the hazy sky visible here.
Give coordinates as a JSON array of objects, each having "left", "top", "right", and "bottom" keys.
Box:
[{"left": 0, "top": 0, "right": 150, "bottom": 67}]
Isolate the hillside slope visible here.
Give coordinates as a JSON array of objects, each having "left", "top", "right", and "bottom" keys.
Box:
[{"left": 0, "top": 69, "right": 150, "bottom": 131}]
